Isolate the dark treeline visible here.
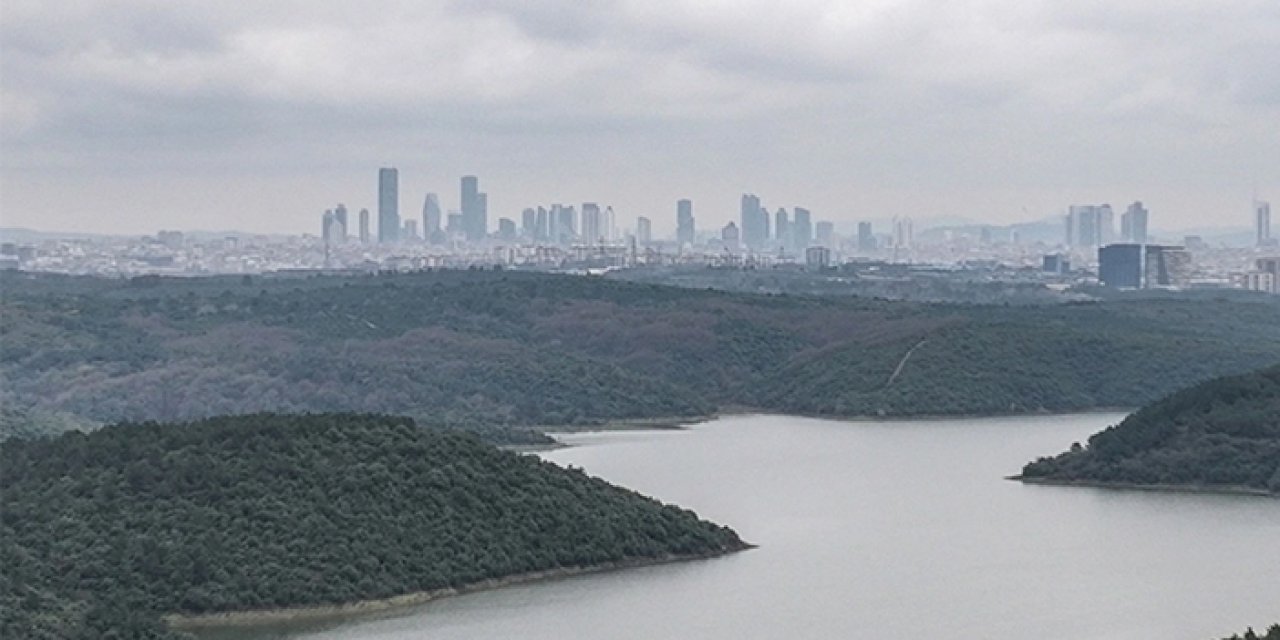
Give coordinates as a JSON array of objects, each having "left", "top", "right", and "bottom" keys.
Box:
[
  {"left": 4, "top": 269, "right": 1280, "bottom": 442},
  {"left": 1021, "top": 364, "right": 1280, "bottom": 494},
  {"left": 0, "top": 413, "right": 745, "bottom": 638},
  {"left": 1220, "top": 625, "right": 1280, "bottom": 640}
]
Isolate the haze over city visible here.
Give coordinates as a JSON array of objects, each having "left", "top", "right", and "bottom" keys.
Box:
[{"left": 2, "top": 0, "right": 1278, "bottom": 235}]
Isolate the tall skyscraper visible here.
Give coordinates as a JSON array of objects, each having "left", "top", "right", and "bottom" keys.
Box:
[
  {"left": 422, "top": 193, "right": 442, "bottom": 239},
  {"left": 321, "top": 209, "right": 336, "bottom": 243},
  {"left": 521, "top": 208, "right": 537, "bottom": 238},
  {"left": 581, "top": 203, "right": 602, "bottom": 243},
  {"left": 1258, "top": 201, "right": 1273, "bottom": 247},
  {"left": 775, "top": 208, "right": 790, "bottom": 249},
  {"left": 816, "top": 221, "right": 834, "bottom": 248},
  {"left": 891, "top": 216, "right": 912, "bottom": 251},
  {"left": 557, "top": 205, "right": 576, "bottom": 245},
  {"left": 549, "top": 205, "right": 562, "bottom": 244},
  {"left": 333, "top": 204, "right": 348, "bottom": 241},
  {"left": 740, "top": 194, "right": 766, "bottom": 249},
  {"left": 636, "top": 216, "right": 652, "bottom": 244},
  {"left": 378, "top": 168, "right": 399, "bottom": 243},
  {"left": 461, "top": 176, "right": 485, "bottom": 241},
  {"left": 857, "top": 221, "right": 874, "bottom": 251},
  {"left": 603, "top": 206, "right": 616, "bottom": 242},
  {"left": 403, "top": 219, "right": 418, "bottom": 241},
  {"left": 1099, "top": 204, "right": 1115, "bottom": 245},
  {"left": 1121, "top": 201, "right": 1149, "bottom": 244},
  {"left": 792, "top": 207, "right": 812, "bottom": 253},
  {"left": 535, "top": 206, "right": 549, "bottom": 241},
  {"left": 676, "top": 199, "right": 695, "bottom": 245},
  {"left": 359, "top": 208, "right": 370, "bottom": 243},
  {"left": 1066, "top": 204, "right": 1114, "bottom": 248}
]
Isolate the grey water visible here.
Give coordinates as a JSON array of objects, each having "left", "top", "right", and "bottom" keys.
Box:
[{"left": 222, "top": 414, "right": 1280, "bottom": 640}]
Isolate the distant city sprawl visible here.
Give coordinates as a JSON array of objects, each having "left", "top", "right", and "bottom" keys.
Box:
[{"left": 0, "top": 170, "right": 1275, "bottom": 297}]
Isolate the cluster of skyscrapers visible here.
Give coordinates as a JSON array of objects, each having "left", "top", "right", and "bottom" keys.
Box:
[
  {"left": 1064, "top": 201, "right": 1150, "bottom": 248},
  {"left": 518, "top": 203, "right": 621, "bottom": 246},
  {"left": 321, "top": 169, "right": 489, "bottom": 246},
  {"left": 732, "top": 194, "right": 816, "bottom": 254}
]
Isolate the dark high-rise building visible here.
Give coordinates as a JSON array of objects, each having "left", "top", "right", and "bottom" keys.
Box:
[
  {"left": 422, "top": 193, "right": 442, "bottom": 239},
  {"left": 792, "top": 207, "right": 812, "bottom": 253},
  {"left": 1258, "top": 201, "right": 1273, "bottom": 247},
  {"left": 857, "top": 221, "right": 874, "bottom": 251},
  {"left": 676, "top": 199, "right": 695, "bottom": 245},
  {"left": 740, "top": 194, "right": 766, "bottom": 249},
  {"left": 1121, "top": 201, "right": 1149, "bottom": 243},
  {"left": 461, "top": 176, "right": 486, "bottom": 241},
  {"left": 636, "top": 216, "right": 652, "bottom": 245},
  {"left": 1098, "top": 244, "right": 1143, "bottom": 288},
  {"left": 1042, "top": 254, "right": 1070, "bottom": 275},
  {"left": 1099, "top": 243, "right": 1190, "bottom": 289},
  {"left": 581, "top": 203, "right": 602, "bottom": 243},
  {"left": 359, "top": 208, "right": 370, "bottom": 243},
  {"left": 378, "top": 168, "right": 399, "bottom": 243}
]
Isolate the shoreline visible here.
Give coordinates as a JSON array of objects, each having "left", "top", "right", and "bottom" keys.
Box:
[
  {"left": 1010, "top": 475, "right": 1278, "bottom": 498},
  {"left": 166, "top": 545, "right": 752, "bottom": 631}
]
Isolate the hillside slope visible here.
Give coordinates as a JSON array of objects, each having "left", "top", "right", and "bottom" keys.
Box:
[
  {"left": 0, "top": 413, "right": 746, "bottom": 638},
  {"left": 4, "top": 270, "right": 1279, "bottom": 440},
  {"left": 1019, "top": 364, "right": 1280, "bottom": 494}
]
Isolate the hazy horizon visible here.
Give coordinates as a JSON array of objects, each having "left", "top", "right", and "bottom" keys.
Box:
[{"left": 3, "top": 1, "right": 1277, "bottom": 236}]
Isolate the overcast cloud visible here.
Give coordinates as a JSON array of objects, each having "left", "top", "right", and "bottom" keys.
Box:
[{"left": 1, "top": 0, "right": 1277, "bottom": 235}]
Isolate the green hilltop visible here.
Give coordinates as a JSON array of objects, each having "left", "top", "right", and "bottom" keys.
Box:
[
  {"left": 0, "top": 413, "right": 746, "bottom": 638},
  {"left": 1020, "top": 364, "right": 1280, "bottom": 494}
]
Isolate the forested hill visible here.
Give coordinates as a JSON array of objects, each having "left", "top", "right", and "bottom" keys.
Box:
[
  {"left": 0, "top": 413, "right": 746, "bottom": 638},
  {"left": 3, "top": 269, "right": 1280, "bottom": 441},
  {"left": 1020, "top": 364, "right": 1280, "bottom": 494}
]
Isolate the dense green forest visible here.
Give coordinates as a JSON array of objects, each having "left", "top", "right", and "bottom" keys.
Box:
[
  {"left": 1220, "top": 625, "right": 1280, "bottom": 640},
  {"left": 1020, "top": 365, "right": 1280, "bottom": 494},
  {"left": 0, "top": 413, "right": 746, "bottom": 638},
  {"left": 3, "top": 269, "right": 1280, "bottom": 441}
]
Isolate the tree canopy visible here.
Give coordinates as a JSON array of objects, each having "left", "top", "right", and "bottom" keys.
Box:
[
  {"left": 1021, "top": 364, "right": 1280, "bottom": 494},
  {"left": 0, "top": 413, "right": 745, "bottom": 638},
  {"left": 4, "top": 269, "right": 1278, "bottom": 442}
]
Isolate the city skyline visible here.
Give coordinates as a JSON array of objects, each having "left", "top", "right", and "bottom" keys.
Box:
[{"left": 2, "top": 2, "right": 1277, "bottom": 236}]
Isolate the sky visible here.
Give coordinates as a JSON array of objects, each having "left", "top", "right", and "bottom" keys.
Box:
[{"left": 2, "top": 0, "right": 1278, "bottom": 236}]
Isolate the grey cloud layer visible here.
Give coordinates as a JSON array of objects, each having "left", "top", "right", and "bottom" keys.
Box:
[{"left": 1, "top": 0, "right": 1277, "bottom": 232}]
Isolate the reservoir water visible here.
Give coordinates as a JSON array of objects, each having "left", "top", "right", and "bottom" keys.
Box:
[{"left": 220, "top": 413, "right": 1280, "bottom": 640}]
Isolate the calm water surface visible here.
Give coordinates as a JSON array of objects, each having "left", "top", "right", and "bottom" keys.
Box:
[{"left": 220, "top": 414, "right": 1280, "bottom": 640}]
